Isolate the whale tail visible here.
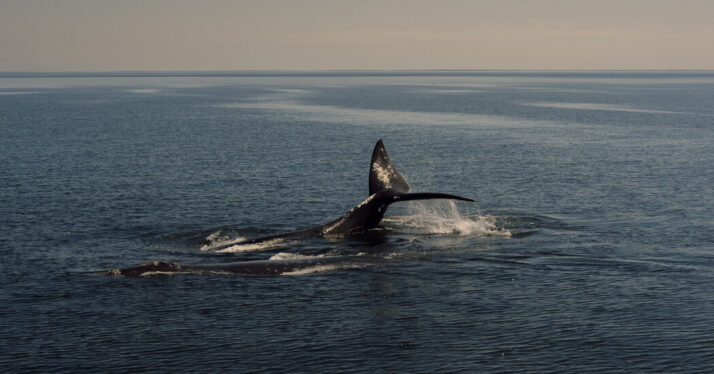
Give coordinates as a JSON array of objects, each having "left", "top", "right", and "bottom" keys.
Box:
[
  {"left": 311, "top": 140, "right": 475, "bottom": 236},
  {"left": 369, "top": 139, "right": 474, "bottom": 204},
  {"left": 370, "top": 139, "right": 410, "bottom": 195}
]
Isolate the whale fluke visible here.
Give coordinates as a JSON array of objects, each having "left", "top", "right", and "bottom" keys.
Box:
[{"left": 369, "top": 139, "right": 410, "bottom": 195}]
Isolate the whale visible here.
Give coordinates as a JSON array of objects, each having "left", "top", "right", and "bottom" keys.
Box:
[{"left": 107, "top": 139, "right": 475, "bottom": 276}]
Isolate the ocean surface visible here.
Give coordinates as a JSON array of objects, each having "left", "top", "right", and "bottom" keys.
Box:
[{"left": 1, "top": 71, "right": 713, "bottom": 373}]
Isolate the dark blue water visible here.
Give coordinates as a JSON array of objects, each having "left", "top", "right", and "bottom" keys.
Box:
[{"left": 2, "top": 71, "right": 713, "bottom": 373}]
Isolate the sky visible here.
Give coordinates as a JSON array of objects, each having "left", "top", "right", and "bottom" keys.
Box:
[{"left": 1, "top": 0, "right": 713, "bottom": 72}]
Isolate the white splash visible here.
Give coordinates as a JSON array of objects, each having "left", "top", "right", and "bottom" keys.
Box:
[{"left": 388, "top": 200, "right": 511, "bottom": 237}]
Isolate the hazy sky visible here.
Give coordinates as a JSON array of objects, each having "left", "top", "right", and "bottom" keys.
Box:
[{"left": 1, "top": 0, "right": 713, "bottom": 71}]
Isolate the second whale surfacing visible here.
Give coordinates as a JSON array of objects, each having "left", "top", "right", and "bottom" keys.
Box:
[{"left": 108, "top": 140, "right": 475, "bottom": 276}]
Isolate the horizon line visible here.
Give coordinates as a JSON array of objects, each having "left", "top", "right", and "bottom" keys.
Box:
[{"left": 2, "top": 69, "right": 714, "bottom": 77}]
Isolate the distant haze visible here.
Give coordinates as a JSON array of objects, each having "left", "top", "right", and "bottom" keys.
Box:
[{"left": 1, "top": 0, "right": 713, "bottom": 72}]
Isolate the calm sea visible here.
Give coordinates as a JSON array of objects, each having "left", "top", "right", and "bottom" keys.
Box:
[{"left": 1, "top": 71, "right": 713, "bottom": 372}]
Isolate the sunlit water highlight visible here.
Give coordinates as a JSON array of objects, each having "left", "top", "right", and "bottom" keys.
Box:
[{"left": 524, "top": 101, "right": 685, "bottom": 114}]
